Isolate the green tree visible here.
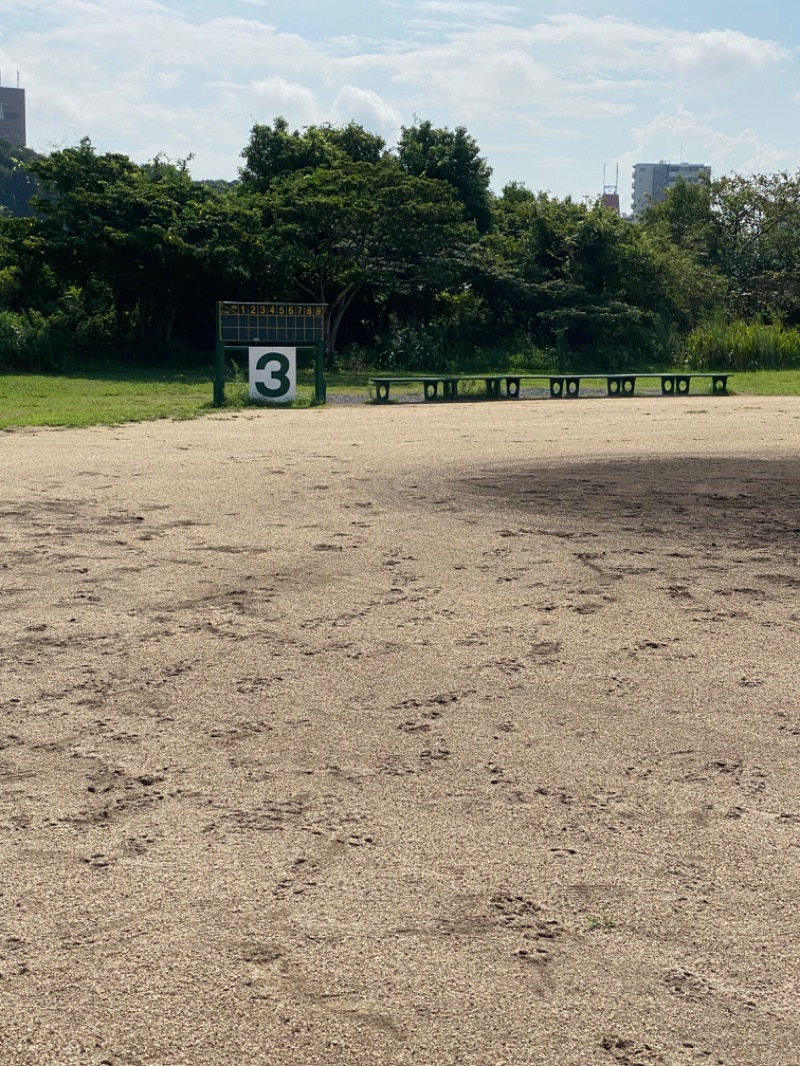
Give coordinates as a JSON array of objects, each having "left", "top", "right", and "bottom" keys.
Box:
[
  {"left": 0, "top": 140, "right": 39, "bottom": 218},
  {"left": 475, "top": 186, "right": 719, "bottom": 366},
  {"left": 710, "top": 171, "right": 800, "bottom": 322},
  {"left": 641, "top": 176, "right": 717, "bottom": 257},
  {"left": 644, "top": 170, "right": 800, "bottom": 324},
  {"left": 251, "top": 160, "right": 473, "bottom": 351},
  {"left": 396, "top": 121, "right": 493, "bottom": 232},
  {"left": 3, "top": 139, "right": 249, "bottom": 352},
  {"left": 240, "top": 117, "right": 386, "bottom": 192}
]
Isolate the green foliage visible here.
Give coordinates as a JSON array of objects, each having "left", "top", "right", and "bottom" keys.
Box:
[
  {"left": 685, "top": 316, "right": 800, "bottom": 370},
  {"left": 376, "top": 322, "right": 450, "bottom": 372},
  {"left": 0, "top": 139, "right": 251, "bottom": 365},
  {"left": 253, "top": 161, "right": 474, "bottom": 352},
  {"left": 475, "top": 191, "right": 686, "bottom": 369},
  {"left": 240, "top": 117, "right": 386, "bottom": 191},
  {"left": 0, "top": 308, "right": 72, "bottom": 370},
  {"left": 0, "top": 296, "right": 118, "bottom": 372},
  {"left": 642, "top": 177, "right": 717, "bottom": 257},
  {"left": 646, "top": 170, "right": 800, "bottom": 326},
  {"left": 0, "top": 140, "right": 39, "bottom": 217},
  {"left": 4, "top": 117, "right": 800, "bottom": 379},
  {"left": 397, "top": 120, "right": 493, "bottom": 232}
]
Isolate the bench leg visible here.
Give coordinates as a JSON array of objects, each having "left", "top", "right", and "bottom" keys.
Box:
[
  {"left": 676, "top": 376, "right": 690, "bottom": 395},
  {"left": 607, "top": 377, "right": 636, "bottom": 396},
  {"left": 712, "top": 376, "right": 728, "bottom": 394},
  {"left": 375, "top": 382, "right": 391, "bottom": 402},
  {"left": 505, "top": 378, "right": 521, "bottom": 398},
  {"left": 423, "top": 381, "right": 439, "bottom": 401},
  {"left": 550, "top": 377, "right": 564, "bottom": 398},
  {"left": 661, "top": 376, "right": 676, "bottom": 395},
  {"left": 566, "top": 377, "right": 580, "bottom": 397}
]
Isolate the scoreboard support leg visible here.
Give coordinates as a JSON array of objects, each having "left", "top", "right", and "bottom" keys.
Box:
[
  {"left": 214, "top": 336, "right": 226, "bottom": 407},
  {"left": 314, "top": 341, "right": 326, "bottom": 404}
]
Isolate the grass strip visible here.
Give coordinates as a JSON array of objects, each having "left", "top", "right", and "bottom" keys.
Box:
[{"left": 2, "top": 368, "right": 800, "bottom": 430}]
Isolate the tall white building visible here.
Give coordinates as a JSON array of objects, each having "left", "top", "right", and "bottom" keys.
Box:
[{"left": 632, "top": 162, "right": 710, "bottom": 219}]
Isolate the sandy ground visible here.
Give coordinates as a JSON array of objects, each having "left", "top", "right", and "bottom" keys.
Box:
[{"left": 1, "top": 394, "right": 800, "bottom": 1066}]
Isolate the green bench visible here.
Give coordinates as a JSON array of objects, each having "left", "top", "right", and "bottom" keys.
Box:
[
  {"left": 592, "top": 373, "right": 730, "bottom": 397},
  {"left": 370, "top": 374, "right": 509, "bottom": 403},
  {"left": 370, "top": 372, "right": 730, "bottom": 403}
]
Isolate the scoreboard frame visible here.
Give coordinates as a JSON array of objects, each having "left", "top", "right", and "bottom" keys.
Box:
[
  {"left": 218, "top": 301, "right": 325, "bottom": 346},
  {"left": 214, "top": 300, "right": 327, "bottom": 406}
]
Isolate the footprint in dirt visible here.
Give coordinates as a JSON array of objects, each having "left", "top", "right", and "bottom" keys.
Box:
[
  {"left": 601, "top": 1035, "right": 665, "bottom": 1065},
  {"left": 664, "top": 968, "right": 715, "bottom": 1001},
  {"left": 419, "top": 746, "right": 451, "bottom": 764},
  {"left": 76, "top": 764, "right": 166, "bottom": 825},
  {"left": 488, "top": 895, "right": 564, "bottom": 967},
  {"left": 273, "top": 857, "right": 321, "bottom": 900}
]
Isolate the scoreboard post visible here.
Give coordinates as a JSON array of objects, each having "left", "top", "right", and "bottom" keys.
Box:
[{"left": 214, "top": 301, "right": 327, "bottom": 406}]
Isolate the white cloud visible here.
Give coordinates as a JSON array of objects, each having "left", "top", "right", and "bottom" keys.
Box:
[
  {"left": 667, "top": 29, "right": 789, "bottom": 78},
  {"left": 332, "top": 85, "right": 403, "bottom": 135},
  {"left": 247, "top": 76, "right": 320, "bottom": 122},
  {"left": 416, "top": 1, "right": 520, "bottom": 20}
]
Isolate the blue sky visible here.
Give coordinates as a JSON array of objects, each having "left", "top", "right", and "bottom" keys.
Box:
[{"left": 2, "top": 0, "right": 799, "bottom": 211}]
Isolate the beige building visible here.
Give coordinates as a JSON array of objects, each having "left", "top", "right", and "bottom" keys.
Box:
[{"left": 0, "top": 86, "right": 26, "bottom": 147}]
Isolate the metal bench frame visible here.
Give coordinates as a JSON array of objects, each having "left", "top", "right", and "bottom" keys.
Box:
[{"left": 370, "top": 373, "right": 730, "bottom": 403}]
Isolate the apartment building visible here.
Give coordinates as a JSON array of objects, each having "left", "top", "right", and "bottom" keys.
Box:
[
  {"left": 632, "top": 162, "right": 709, "bottom": 219},
  {"left": 0, "top": 86, "right": 26, "bottom": 147}
]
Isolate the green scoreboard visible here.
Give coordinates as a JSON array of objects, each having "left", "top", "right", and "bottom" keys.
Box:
[{"left": 218, "top": 301, "right": 325, "bottom": 345}]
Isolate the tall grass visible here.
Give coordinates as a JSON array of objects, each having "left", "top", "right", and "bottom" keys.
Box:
[{"left": 686, "top": 318, "right": 800, "bottom": 371}]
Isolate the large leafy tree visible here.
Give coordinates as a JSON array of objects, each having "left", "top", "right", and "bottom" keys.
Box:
[
  {"left": 643, "top": 170, "right": 800, "bottom": 324},
  {"left": 474, "top": 184, "right": 723, "bottom": 365},
  {"left": 251, "top": 160, "right": 474, "bottom": 351},
  {"left": 5, "top": 139, "right": 248, "bottom": 346},
  {"left": 240, "top": 116, "right": 387, "bottom": 192},
  {"left": 711, "top": 171, "right": 800, "bottom": 322},
  {"left": 396, "top": 121, "right": 493, "bottom": 232}
]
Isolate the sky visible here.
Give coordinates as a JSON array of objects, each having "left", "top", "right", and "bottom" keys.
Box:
[{"left": 2, "top": 0, "right": 799, "bottom": 212}]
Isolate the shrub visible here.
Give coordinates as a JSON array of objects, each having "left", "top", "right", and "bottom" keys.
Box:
[
  {"left": 685, "top": 317, "right": 800, "bottom": 370},
  {"left": 0, "top": 308, "right": 79, "bottom": 371},
  {"left": 375, "top": 323, "right": 452, "bottom": 372}
]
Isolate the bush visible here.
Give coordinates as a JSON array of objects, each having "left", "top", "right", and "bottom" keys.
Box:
[
  {"left": 537, "top": 303, "right": 681, "bottom": 373},
  {"left": 0, "top": 288, "right": 201, "bottom": 372},
  {"left": 685, "top": 317, "right": 800, "bottom": 370},
  {"left": 0, "top": 308, "right": 80, "bottom": 371},
  {"left": 375, "top": 323, "right": 452, "bottom": 372}
]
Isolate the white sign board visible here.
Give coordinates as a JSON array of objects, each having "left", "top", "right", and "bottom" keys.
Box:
[{"left": 249, "top": 347, "right": 297, "bottom": 402}]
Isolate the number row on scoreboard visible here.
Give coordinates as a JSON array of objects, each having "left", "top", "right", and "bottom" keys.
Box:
[{"left": 224, "top": 303, "right": 323, "bottom": 317}]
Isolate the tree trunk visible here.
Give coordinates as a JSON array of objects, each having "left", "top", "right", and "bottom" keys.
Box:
[{"left": 326, "top": 283, "right": 362, "bottom": 354}]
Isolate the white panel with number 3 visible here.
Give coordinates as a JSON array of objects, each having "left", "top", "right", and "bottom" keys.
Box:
[{"left": 248, "top": 347, "right": 297, "bottom": 402}]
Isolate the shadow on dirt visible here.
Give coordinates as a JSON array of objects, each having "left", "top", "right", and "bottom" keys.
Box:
[{"left": 455, "top": 456, "right": 800, "bottom": 552}]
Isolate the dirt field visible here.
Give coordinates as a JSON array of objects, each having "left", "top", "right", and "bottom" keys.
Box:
[{"left": 2, "top": 395, "right": 799, "bottom": 1066}]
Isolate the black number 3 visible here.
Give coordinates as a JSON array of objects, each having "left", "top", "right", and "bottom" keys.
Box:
[{"left": 255, "top": 353, "right": 291, "bottom": 398}]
